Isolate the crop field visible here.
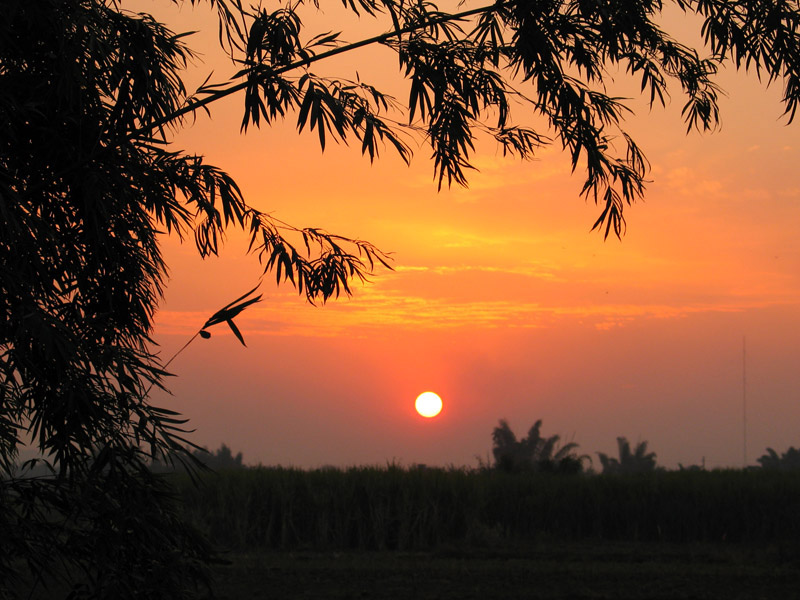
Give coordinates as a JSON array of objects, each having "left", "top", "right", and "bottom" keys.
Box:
[
  {"left": 174, "top": 466, "right": 800, "bottom": 599},
  {"left": 177, "top": 465, "right": 800, "bottom": 549}
]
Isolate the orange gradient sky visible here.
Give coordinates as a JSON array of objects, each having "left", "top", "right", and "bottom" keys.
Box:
[{"left": 136, "top": 1, "right": 800, "bottom": 470}]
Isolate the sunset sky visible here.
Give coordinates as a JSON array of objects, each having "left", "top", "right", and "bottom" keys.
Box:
[{"left": 139, "top": 0, "right": 800, "bottom": 470}]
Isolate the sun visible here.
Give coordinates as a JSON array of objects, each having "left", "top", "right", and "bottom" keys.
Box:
[{"left": 415, "top": 392, "right": 443, "bottom": 418}]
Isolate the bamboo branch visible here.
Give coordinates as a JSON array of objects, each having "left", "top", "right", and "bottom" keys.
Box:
[{"left": 128, "top": 2, "right": 502, "bottom": 140}]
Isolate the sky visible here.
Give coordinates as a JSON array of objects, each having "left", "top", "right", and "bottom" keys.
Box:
[{"left": 136, "top": 0, "right": 800, "bottom": 470}]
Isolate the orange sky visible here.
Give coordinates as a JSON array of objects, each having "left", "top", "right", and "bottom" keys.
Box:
[{"left": 138, "top": 1, "right": 800, "bottom": 470}]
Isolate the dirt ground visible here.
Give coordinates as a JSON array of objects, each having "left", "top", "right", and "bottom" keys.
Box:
[{"left": 205, "top": 541, "right": 800, "bottom": 599}]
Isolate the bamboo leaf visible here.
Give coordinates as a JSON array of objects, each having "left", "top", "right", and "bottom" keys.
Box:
[{"left": 226, "top": 318, "right": 246, "bottom": 346}]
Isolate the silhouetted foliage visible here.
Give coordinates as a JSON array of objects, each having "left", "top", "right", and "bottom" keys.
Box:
[
  {"left": 1, "top": 461, "right": 215, "bottom": 599},
  {"left": 180, "top": 0, "right": 800, "bottom": 238},
  {"left": 678, "top": 461, "right": 706, "bottom": 472},
  {"left": 491, "top": 419, "right": 587, "bottom": 473},
  {"left": 757, "top": 446, "right": 800, "bottom": 471},
  {"left": 1, "top": 0, "right": 382, "bottom": 596},
  {"left": 195, "top": 443, "right": 246, "bottom": 470},
  {"left": 177, "top": 466, "right": 800, "bottom": 550},
  {"left": 3, "top": 0, "right": 799, "bottom": 597},
  {"left": 150, "top": 443, "right": 246, "bottom": 473},
  {"left": 597, "top": 437, "right": 659, "bottom": 474}
]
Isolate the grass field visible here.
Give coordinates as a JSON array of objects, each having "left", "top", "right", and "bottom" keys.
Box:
[
  {"left": 8, "top": 466, "right": 800, "bottom": 599},
  {"left": 177, "top": 466, "right": 800, "bottom": 599},
  {"left": 177, "top": 465, "right": 800, "bottom": 549}
]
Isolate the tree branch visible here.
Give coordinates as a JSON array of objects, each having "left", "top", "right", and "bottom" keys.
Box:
[{"left": 129, "top": 2, "right": 502, "bottom": 141}]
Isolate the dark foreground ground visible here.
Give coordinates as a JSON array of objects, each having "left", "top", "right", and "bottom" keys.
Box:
[{"left": 205, "top": 541, "right": 800, "bottom": 600}]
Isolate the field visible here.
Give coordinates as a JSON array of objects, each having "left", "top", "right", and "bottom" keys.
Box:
[
  {"left": 175, "top": 466, "right": 800, "bottom": 599},
  {"left": 205, "top": 543, "right": 799, "bottom": 599}
]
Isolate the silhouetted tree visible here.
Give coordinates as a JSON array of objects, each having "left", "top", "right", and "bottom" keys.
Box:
[
  {"left": 597, "top": 437, "right": 658, "bottom": 474},
  {"left": 757, "top": 446, "right": 800, "bottom": 470},
  {"left": 4, "top": 0, "right": 799, "bottom": 597},
  {"left": 194, "top": 443, "right": 246, "bottom": 470},
  {"left": 1, "top": 1, "right": 383, "bottom": 596},
  {"left": 149, "top": 442, "right": 246, "bottom": 472},
  {"left": 492, "top": 419, "right": 587, "bottom": 473}
]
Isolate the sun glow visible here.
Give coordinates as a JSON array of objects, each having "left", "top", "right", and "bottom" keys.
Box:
[{"left": 415, "top": 392, "right": 443, "bottom": 418}]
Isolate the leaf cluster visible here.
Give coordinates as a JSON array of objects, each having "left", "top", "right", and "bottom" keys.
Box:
[
  {"left": 1, "top": 2, "right": 400, "bottom": 593},
  {"left": 757, "top": 445, "right": 800, "bottom": 470},
  {"left": 165, "top": 0, "right": 800, "bottom": 238},
  {"left": 597, "top": 436, "right": 659, "bottom": 474},
  {"left": 1, "top": 456, "right": 214, "bottom": 599},
  {"left": 491, "top": 418, "right": 588, "bottom": 473}
]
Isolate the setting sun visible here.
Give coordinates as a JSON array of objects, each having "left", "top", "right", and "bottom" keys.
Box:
[{"left": 415, "top": 392, "right": 443, "bottom": 418}]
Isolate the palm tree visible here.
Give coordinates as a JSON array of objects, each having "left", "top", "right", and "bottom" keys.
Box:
[
  {"left": 757, "top": 447, "right": 800, "bottom": 470},
  {"left": 492, "top": 419, "right": 587, "bottom": 473},
  {"left": 597, "top": 437, "right": 658, "bottom": 474}
]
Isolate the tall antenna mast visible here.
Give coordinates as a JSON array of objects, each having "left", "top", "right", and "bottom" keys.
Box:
[{"left": 742, "top": 335, "right": 747, "bottom": 468}]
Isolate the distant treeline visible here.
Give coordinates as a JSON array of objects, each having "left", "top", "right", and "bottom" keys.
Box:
[
  {"left": 175, "top": 465, "right": 800, "bottom": 552},
  {"left": 13, "top": 429, "right": 800, "bottom": 478},
  {"left": 150, "top": 443, "right": 245, "bottom": 473},
  {"left": 487, "top": 419, "right": 800, "bottom": 474},
  {"left": 167, "top": 419, "right": 800, "bottom": 476}
]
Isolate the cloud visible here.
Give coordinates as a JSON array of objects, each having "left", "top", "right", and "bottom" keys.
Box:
[
  {"left": 395, "top": 263, "right": 560, "bottom": 280},
  {"left": 155, "top": 285, "right": 794, "bottom": 340}
]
